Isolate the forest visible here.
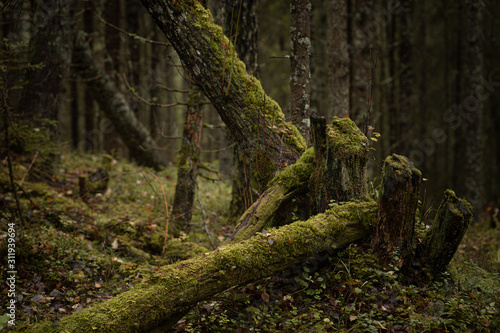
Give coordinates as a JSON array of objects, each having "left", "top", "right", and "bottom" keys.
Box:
[{"left": 0, "top": 0, "right": 499, "bottom": 331}]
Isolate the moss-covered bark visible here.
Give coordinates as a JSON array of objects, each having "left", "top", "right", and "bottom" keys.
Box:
[
  {"left": 227, "top": 147, "right": 315, "bottom": 243},
  {"left": 423, "top": 190, "right": 472, "bottom": 276},
  {"left": 309, "top": 116, "right": 369, "bottom": 214},
  {"left": 171, "top": 85, "right": 204, "bottom": 233},
  {"left": 372, "top": 154, "right": 421, "bottom": 270},
  {"left": 72, "top": 31, "right": 164, "bottom": 170},
  {"left": 140, "top": 0, "right": 306, "bottom": 188},
  {"left": 30, "top": 200, "right": 377, "bottom": 333}
]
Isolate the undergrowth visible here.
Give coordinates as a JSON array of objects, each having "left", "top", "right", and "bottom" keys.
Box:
[{"left": 0, "top": 151, "right": 499, "bottom": 332}]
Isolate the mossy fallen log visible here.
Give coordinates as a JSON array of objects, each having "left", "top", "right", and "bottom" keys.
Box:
[{"left": 29, "top": 201, "right": 377, "bottom": 333}]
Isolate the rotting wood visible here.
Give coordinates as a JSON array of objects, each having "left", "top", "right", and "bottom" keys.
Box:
[
  {"left": 423, "top": 189, "right": 472, "bottom": 276},
  {"left": 372, "top": 154, "right": 421, "bottom": 270}
]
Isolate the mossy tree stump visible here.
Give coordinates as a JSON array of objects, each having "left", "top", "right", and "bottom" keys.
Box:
[
  {"left": 372, "top": 154, "right": 421, "bottom": 270},
  {"left": 422, "top": 190, "right": 472, "bottom": 276},
  {"left": 309, "top": 114, "right": 369, "bottom": 215}
]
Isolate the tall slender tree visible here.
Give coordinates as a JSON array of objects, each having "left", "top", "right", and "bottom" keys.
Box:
[
  {"left": 328, "top": 0, "right": 350, "bottom": 118},
  {"left": 290, "top": 0, "right": 311, "bottom": 145},
  {"left": 463, "top": 0, "right": 485, "bottom": 216}
]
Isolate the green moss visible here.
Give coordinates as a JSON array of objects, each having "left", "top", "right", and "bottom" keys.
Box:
[
  {"left": 183, "top": 0, "right": 306, "bottom": 156},
  {"left": 326, "top": 117, "right": 368, "bottom": 157},
  {"left": 268, "top": 147, "right": 314, "bottom": 191}
]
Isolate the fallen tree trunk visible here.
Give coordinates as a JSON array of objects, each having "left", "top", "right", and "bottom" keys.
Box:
[
  {"left": 72, "top": 30, "right": 164, "bottom": 170},
  {"left": 30, "top": 200, "right": 377, "bottom": 333}
]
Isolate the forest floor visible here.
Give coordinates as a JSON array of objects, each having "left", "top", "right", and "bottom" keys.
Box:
[{"left": 1, "top": 152, "right": 499, "bottom": 332}]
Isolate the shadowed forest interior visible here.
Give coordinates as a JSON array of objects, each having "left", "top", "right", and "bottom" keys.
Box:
[{"left": 1, "top": 0, "right": 499, "bottom": 332}]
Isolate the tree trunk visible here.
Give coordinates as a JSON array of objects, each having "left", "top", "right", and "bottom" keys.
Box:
[
  {"left": 290, "top": 0, "right": 311, "bottom": 144},
  {"left": 140, "top": 0, "right": 306, "bottom": 189},
  {"left": 309, "top": 115, "right": 369, "bottom": 214},
  {"left": 463, "top": 0, "right": 485, "bottom": 216},
  {"left": 223, "top": 0, "right": 260, "bottom": 219},
  {"left": 171, "top": 85, "right": 204, "bottom": 233},
  {"left": 228, "top": 147, "right": 314, "bottom": 243},
  {"left": 229, "top": 116, "right": 369, "bottom": 242},
  {"left": 30, "top": 200, "right": 377, "bottom": 333},
  {"left": 327, "top": 0, "right": 350, "bottom": 118},
  {"left": 372, "top": 154, "right": 421, "bottom": 270},
  {"left": 20, "top": 0, "right": 75, "bottom": 155},
  {"left": 103, "top": 0, "right": 127, "bottom": 155},
  {"left": 72, "top": 31, "right": 164, "bottom": 170},
  {"left": 422, "top": 189, "right": 472, "bottom": 276}
]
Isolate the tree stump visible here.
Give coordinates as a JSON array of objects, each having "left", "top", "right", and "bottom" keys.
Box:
[
  {"left": 309, "top": 115, "right": 369, "bottom": 215},
  {"left": 422, "top": 189, "right": 472, "bottom": 276},
  {"left": 372, "top": 154, "right": 421, "bottom": 269}
]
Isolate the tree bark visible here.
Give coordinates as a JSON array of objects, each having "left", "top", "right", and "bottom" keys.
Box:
[
  {"left": 327, "top": 0, "right": 350, "bottom": 118},
  {"left": 72, "top": 31, "right": 164, "bottom": 170},
  {"left": 30, "top": 200, "right": 377, "bottom": 333},
  {"left": 140, "top": 0, "right": 306, "bottom": 188},
  {"left": 22, "top": 0, "right": 74, "bottom": 127},
  {"left": 290, "top": 0, "right": 311, "bottom": 144},
  {"left": 309, "top": 115, "right": 369, "bottom": 214},
  {"left": 372, "top": 154, "right": 421, "bottom": 270},
  {"left": 228, "top": 147, "right": 315, "bottom": 243},
  {"left": 171, "top": 85, "right": 204, "bottom": 232},
  {"left": 464, "top": 0, "right": 485, "bottom": 216},
  {"left": 229, "top": 116, "right": 369, "bottom": 242},
  {"left": 422, "top": 190, "right": 472, "bottom": 276},
  {"left": 222, "top": 0, "right": 260, "bottom": 219}
]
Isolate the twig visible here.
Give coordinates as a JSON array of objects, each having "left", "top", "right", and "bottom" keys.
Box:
[
  {"left": 20, "top": 151, "right": 38, "bottom": 186},
  {"left": 189, "top": 157, "right": 215, "bottom": 250},
  {"left": 122, "top": 73, "right": 188, "bottom": 108},
  {"left": 157, "top": 84, "right": 188, "bottom": 93},
  {"left": 145, "top": 169, "right": 170, "bottom": 255},
  {"left": 200, "top": 143, "right": 235, "bottom": 153},
  {"left": 2, "top": 69, "right": 25, "bottom": 226},
  {"left": 95, "top": 13, "right": 170, "bottom": 46}
]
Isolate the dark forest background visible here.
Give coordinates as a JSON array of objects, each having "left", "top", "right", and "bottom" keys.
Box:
[{"left": 1, "top": 0, "right": 499, "bottom": 219}]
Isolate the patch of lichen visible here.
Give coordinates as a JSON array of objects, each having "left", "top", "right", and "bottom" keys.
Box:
[
  {"left": 268, "top": 147, "right": 314, "bottom": 192},
  {"left": 327, "top": 117, "right": 368, "bottom": 157}
]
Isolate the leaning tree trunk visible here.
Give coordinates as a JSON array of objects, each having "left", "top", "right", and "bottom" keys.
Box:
[
  {"left": 228, "top": 116, "right": 369, "bottom": 242},
  {"left": 140, "top": 0, "right": 306, "bottom": 189},
  {"left": 72, "top": 30, "right": 164, "bottom": 170},
  {"left": 222, "top": 0, "right": 261, "bottom": 219},
  {"left": 30, "top": 200, "right": 377, "bottom": 333}
]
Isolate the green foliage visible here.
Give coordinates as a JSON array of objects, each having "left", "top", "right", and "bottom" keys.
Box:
[
  {"left": 0, "top": 150, "right": 498, "bottom": 332},
  {"left": 2, "top": 118, "right": 59, "bottom": 157},
  {"left": 179, "top": 244, "right": 500, "bottom": 332}
]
